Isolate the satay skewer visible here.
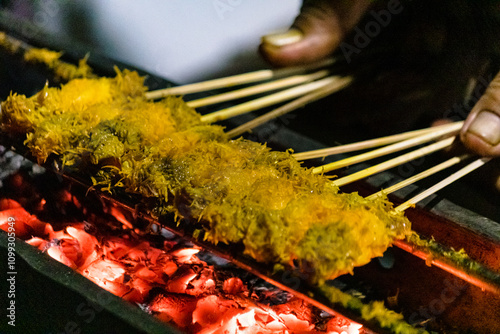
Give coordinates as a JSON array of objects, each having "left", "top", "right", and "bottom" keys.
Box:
[
  {"left": 394, "top": 157, "right": 491, "bottom": 212},
  {"left": 366, "top": 155, "right": 470, "bottom": 200},
  {"left": 144, "top": 58, "right": 335, "bottom": 100},
  {"left": 200, "top": 76, "right": 347, "bottom": 123},
  {"left": 313, "top": 121, "right": 463, "bottom": 175},
  {"left": 332, "top": 137, "right": 456, "bottom": 187},
  {"left": 227, "top": 76, "right": 353, "bottom": 138},
  {"left": 293, "top": 122, "right": 462, "bottom": 161},
  {"left": 187, "top": 69, "right": 330, "bottom": 108}
]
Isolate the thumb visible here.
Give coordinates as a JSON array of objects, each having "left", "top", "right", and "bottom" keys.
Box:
[
  {"left": 461, "top": 71, "right": 500, "bottom": 157},
  {"left": 260, "top": 0, "right": 371, "bottom": 67}
]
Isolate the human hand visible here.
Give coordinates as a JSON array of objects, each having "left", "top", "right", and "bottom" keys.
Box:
[
  {"left": 260, "top": 0, "right": 500, "bottom": 191},
  {"left": 259, "top": 0, "right": 371, "bottom": 67},
  {"left": 460, "top": 72, "right": 500, "bottom": 190},
  {"left": 461, "top": 72, "right": 500, "bottom": 157}
]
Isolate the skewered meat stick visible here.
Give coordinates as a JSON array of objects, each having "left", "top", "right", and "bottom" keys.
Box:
[
  {"left": 2, "top": 35, "right": 492, "bottom": 293},
  {"left": 0, "top": 31, "right": 351, "bottom": 127},
  {"left": 1, "top": 31, "right": 344, "bottom": 118},
  {"left": 0, "top": 70, "right": 410, "bottom": 284}
]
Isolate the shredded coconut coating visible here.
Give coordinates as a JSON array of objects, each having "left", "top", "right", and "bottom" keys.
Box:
[{"left": 0, "top": 70, "right": 411, "bottom": 283}]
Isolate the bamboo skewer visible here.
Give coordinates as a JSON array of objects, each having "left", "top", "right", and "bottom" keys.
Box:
[
  {"left": 394, "top": 157, "right": 491, "bottom": 212},
  {"left": 293, "top": 122, "right": 461, "bottom": 161},
  {"left": 319, "top": 124, "right": 496, "bottom": 295},
  {"left": 365, "top": 155, "right": 469, "bottom": 200},
  {"left": 200, "top": 76, "right": 345, "bottom": 124},
  {"left": 332, "top": 137, "right": 456, "bottom": 187},
  {"left": 186, "top": 69, "right": 330, "bottom": 108},
  {"left": 145, "top": 71, "right": 273, "bottom": 99},
  {"left": 227, "top": 76, "right": 353, "bottom": 138},
  {"left": 144, "top": 58, "right": 335, "bottom": 100},
  {"left": 312, "top": 121, "right": 463, "bottom": 175}
]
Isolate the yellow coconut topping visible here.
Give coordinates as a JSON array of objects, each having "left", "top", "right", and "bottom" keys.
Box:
[{"left": 0, "top": 70, "right": 411, "bottom": 284}]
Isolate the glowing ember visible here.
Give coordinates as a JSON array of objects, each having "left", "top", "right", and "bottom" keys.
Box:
[{"left": 0, "top": 195, "right": 363, "bottom": 333}]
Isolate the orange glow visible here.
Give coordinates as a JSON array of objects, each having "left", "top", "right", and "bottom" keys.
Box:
[
  {"left": 109, "top": 206, "right": 133, "bottom": 229},
  {"left": 0, "top": 207, "right": 47, "bottom": 238},
  {"left": 394, "top": 239, "right": 500, "bottom": 295},
  {"left": 1, "top": 196, "right": 362, "bottom": 333}
]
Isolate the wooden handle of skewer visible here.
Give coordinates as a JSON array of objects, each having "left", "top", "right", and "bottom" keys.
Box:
[
  {"left": 145, "top": 70, "right": 274, "bottom": 99},
  {"left": 293, "top": 122, "right": 462, "bottom": 161},
  {"left": 313, "top": 121, "right": 464, "bottom": 175},
  {"left": 394, "top": 157, "right": 491, "bottom": 212},
  {"left": 332, "top": 137, "right": 456, "bottom": 187},
  {"left": 200, "top": 76, "right": 341, "bottom": 124},
  {"left": 227, "top": 76, "right": 353, "bottom": 138},
  {"left": 187, "top": 69, "right": 330, "bottom": 108},
  {"left": 366, "top": 155, "right": 469, "bottom": 200},
  {"left": 144, "top": 58, "right": 336, "bottom": 99}
]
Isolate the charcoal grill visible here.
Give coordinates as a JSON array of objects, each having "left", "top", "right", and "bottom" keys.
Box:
[{"left": 1, "top": 14, "right": 500, "bottom": 334}]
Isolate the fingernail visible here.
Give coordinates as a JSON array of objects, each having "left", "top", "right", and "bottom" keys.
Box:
[
  {"left": 467, "top": 111, "right": 500, "bottom": 146},
  {"left": 262, "top": 28, "right": 303, "bottom": 47}
]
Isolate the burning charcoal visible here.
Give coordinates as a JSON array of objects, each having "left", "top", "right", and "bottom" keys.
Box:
[
  {"left": 275, "top": 313, "right": 314, "bottom": 332},
  {"left": 223, "top": 277, "right": 246, "bottom": 295},
  {"left": 123, "top": 277, "right": 152, "bottom": 303},
  {"left": 191, "top": 295, "right": 243, "bottom": 330},
  {"left": 82, "top": 258, "right": 126, "bottom": 291},
  {"left": 149, "top": 293, "right": 198, "bottom": 329},
  {"left": 166, "top": 266, "right": 198, "bottom": 294},
  {"left": 135, "top": 266, "right": 159, "bottom": 281},
  {"left": 210, "top": 307, "right": 280, "bottom": 334},
  {"left": 57, "top": 238, "right": 82, "bottom": 265},
  {"left": 161, "top": 260, "right": 178, "bottom": 277},
  {"left": 123, "top": 241, "right": 149, "bottom": 262},
  {"left": 109, "top": 205, "right": 134, "bottom": 229},
  {"left": 121, "top": 287, "right": 145, "bottom": 303},
  {"left": 65, "top": 226, "right": 99, "bottom": 262},
  {"left": 0, "top": 198, "right": 22, "bottom": 210},
  {"left": 171, "top": 247, "right": 201, "bottom": 264},
  {"left": 4, "top": 188, "right": 361, "bottom": 333},
  {"left": 47, "top": 242, "right": 79, "bottom": 269},
  {"left": 0, "top": 206, "right": 47, "bottom": 239},
  {"left": 326, "top": 315, "right": 362, "bottom": 334},
  {"left": 103, "top": 237, "right": 136, "bottom": 260},
  {"left": 25, "top": 236, "right": 48, "bottom": 248},
  {"left": 186, "top": 268, "right": 216, "bottom": 297},
  {"left": 273, "top": 298, "right": 315, "bottom": 321}
]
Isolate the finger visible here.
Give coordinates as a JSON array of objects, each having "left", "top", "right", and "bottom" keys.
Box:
[
  {"left": 260, "top": 0, "right": 371, "bottom": 67},
  {"left": 435, "top": 120, "right": 500, "bottom": 192},
  {"left": 461, "top": 71, "right": 500, "bottom": 157}
]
